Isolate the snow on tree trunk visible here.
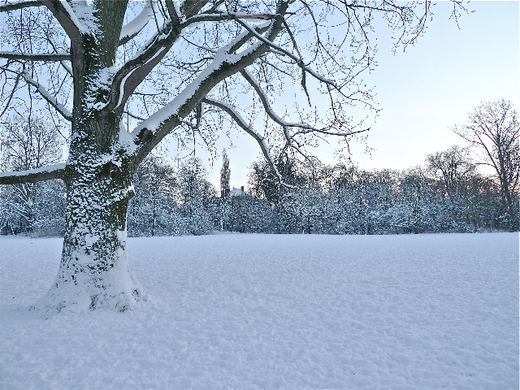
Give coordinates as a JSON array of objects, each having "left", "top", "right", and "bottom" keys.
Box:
[{"left": 37, "top": 138, "right": 143, "bottom": 313}]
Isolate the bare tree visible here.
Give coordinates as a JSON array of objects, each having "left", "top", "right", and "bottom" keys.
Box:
[
  {"left": 0, "top": 0, "right": 456, "bottom": 313},
  {"left": 0, "top": 116, "right": 63, "bottom": 233},
  {"left": 453, "top": 99, "right": 520, "bottom": 230},
  {"left": 425, "top": 145, "right": 475, "bottom": 200}
]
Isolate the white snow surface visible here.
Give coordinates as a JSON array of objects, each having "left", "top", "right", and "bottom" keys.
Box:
[{"left": 0, "top": 233, "right": 518, "bottom": 390}]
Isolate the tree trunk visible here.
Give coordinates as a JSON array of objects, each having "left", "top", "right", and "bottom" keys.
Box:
[{"left": 37, "top": 135, "right": 143, "bottom": 313}]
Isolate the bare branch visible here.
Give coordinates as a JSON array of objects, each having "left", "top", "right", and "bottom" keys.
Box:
[
  {"left": 40, "top": 27, "right": 73, "bottom": 76},
  {"left": 0, "top": 72, "right": 22, "bottom": 119},
  {"left": 20, "top": 69, "right": 72, "bottom": 121},
  {"left": 203, "top": 97, "right": 287, "bottom": 185},
  {"left": 124, "top": 110, "right": 146, "bottom": 121},
  {"left": 182, "top": 11, "right": 278, "bottom": 26},
  {"left": 240, "top": 69, "right": 367, "bottom": 141},
  {"left": 235, "top": 19, "right": 336, "bottom": 89},
  {"left": 0, "top": 163, "right": 65, "bottom": 185}
]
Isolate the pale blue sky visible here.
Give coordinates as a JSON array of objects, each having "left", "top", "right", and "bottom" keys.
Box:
[{"left": 205, "top": 1, "right": 520, "bottom": 189}]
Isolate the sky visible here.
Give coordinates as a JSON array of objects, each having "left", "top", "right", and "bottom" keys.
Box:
[{"left": 201, "top": 1, "right": 520, "bottom": 190}]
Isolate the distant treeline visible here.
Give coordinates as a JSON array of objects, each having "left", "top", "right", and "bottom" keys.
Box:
[{"left": 1, "top": 146, "right": 517, "bottom": 237}]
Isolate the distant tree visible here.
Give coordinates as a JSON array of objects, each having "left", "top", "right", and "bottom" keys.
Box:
[
  {"left": 128, "top": 155, "right": 177, "bottom": 237},
  {"left": 30, "top": 179, "right": 66, "bottom": 237},
  {"left": 224, "top": 188, "right": 249, "bottom": 232},
  {"left": 425, "top": 146, "right": 476, "bottom": 200},
  {"left": 217, "top": 149, "right": 231, "bottom": 230},
  {"left": 400, "top": 168, "right": 430, "bottom": 234},
  {"left": 454, "top": 100, "right": 520, "bottom": 230},
  {"left": 0, "top": 116, "right": 63, "bottom": 234},
  {"left": 246, "top": 197, "right": 275, "bottom": 233},
  {"left": 463, "top": 172, "right": 501, "bottom": 232},
  {"left": 220, "top": 149, "right": 230, "bottom": 198},
  {"left": 0, "top": 117, "right": 63, "bottom": 172},
  {"left": 177, "top": 157, "right": 216, "bottom": 235},
  {"left": 423, "top": 146, "right": 477, "bottom": 230},
  {"left": 248, "top": 153, "right": 305, "bottom": 206}
]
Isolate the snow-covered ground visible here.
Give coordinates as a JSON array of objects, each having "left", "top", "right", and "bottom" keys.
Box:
[{"left": 0, "top": 233, "right": 518, "bottom": 390}]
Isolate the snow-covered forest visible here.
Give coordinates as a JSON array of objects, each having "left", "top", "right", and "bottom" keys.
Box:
[{"left": 1, "top": 143, "right": 517, "bottom": 237}]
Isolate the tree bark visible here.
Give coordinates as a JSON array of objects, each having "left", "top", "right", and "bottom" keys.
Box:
[{"left": 38, "top": 137, "right": 142, "bottom": 312}]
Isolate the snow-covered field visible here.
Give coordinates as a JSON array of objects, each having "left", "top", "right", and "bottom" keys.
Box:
[{"left": 0, "top": 233, "right": 518, "bottom": 390}]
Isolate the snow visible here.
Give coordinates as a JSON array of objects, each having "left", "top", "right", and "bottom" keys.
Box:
[
  {"left": 61, "top": 1, "right": 87, "bottom": 34},
  {"left": 229, "top": 187, "right": 246, "bottom": 197},
  {"left": 67, "top": 1, "right": 97, "bottom": 35},
  {"left": 36, "top": 229, "right": 143, "bottom": 315},
  {"left": 119, "top": 2, "right": 153, "bottom": 41},
  {"left": 0, "top": 163, "right": 66, "bottom": 178},
  {"left": 0, "top": 233, "right": 518, "bottom": 389},
  {"left": 118, "top": 122, "right": 138, "bottom": 154}
]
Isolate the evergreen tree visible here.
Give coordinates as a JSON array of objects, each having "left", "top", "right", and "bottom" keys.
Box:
[{"left": 220, "top": 150, "right": 230, "bottom": 198}]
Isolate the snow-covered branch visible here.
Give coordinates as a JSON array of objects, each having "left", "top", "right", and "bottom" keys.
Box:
[
  {"left": 128, "top": 1, "right": 291, "bottom": 166},
  {"left": 130, "top": 35, "right": 264, "bottom": 143},
  {"left": 0, "top": 1, "right": 42, "bottom": 12},
  {"left": 41, "top": 0, "right": 83, "bottom": 45},
  {"left": 109, "top": 44, "right": 172, "bottom": 114},
  {"left": 119, "top": 1, "right": 154, "bottom": 46},
  {"left": 109, "top": 2, "right": 280, "bottom": 117},
  {"left": 111, "top": 0, "right": 215, "bottom": 112},
  {"left": 21, "top": 70, "right": 72, "bottom": 121},
  {"left": 108, "top": 17, "right": 181, "bottom": 114},
  {"left": 0, "top": 52, "right": 70, "bottom": 62},
  {"left": 0, "top": 163, "right": 66, "bottom": 185}
]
